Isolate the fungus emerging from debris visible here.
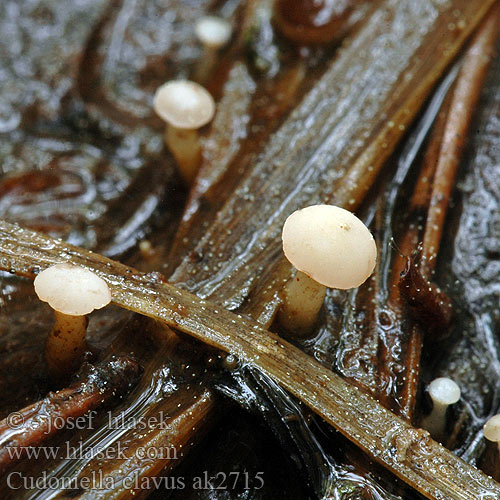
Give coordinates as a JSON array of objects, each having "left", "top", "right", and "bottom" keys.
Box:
[
  {"left": 153, "top": 80, "right": 215, "bottom": 185},
  {"left": 194, "top": 16, "right": 232, "bottom": 82},
  {"left": 195, "top": 16, "right": 232, "bottom": 50},
  {"left": 421, "top": 377, "right": 461, "bottom": 441},
  {"left": 278, "top": 204, "right": 377, "bottom": 334},
  {"left": 34, "top": 263, "right": 111, "bottom": 379},
  {"left": 484, "top": 415, "right": 500, "bottom": 452}
]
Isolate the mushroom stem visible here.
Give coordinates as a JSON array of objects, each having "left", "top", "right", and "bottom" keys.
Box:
[
  {"left": 420, "top": 377, "right": 460, "bottom": 441},
  {"left": 194, "top": 47, "right": 218, "bottom": 83},
  {"left": 421, "top": 402, "right": 448, "bottom": 440},
  {"left": 278, "top": 271, "right": 326, "bottom": 335},
  {"left": 165, "top": 125, "right": 202, "bottom": 185},
  {"left": 194, "top": 16, "right": 232, "bottom": 83},
  {"left": 45, "top": 311, "right": 88, "bottom": 379}
]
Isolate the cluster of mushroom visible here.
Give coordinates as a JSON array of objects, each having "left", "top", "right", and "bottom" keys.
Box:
[
  {"left": 278, "top": 206, "right": 467, "bottom": 446},
  {"left": 153, "top": 16, "right": 231, "bottom": 186}
]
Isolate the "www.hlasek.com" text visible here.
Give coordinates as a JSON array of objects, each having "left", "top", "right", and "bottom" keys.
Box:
[{"left": 6, "top": 440, "right": 178, "bottom": 461}]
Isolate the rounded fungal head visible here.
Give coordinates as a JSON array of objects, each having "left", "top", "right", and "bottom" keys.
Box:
[
  {"left": 195, "top": 16, "right": 232, "bottom": 49},
  {"left": 34, "top": 263, "right": 111, "bottom": 316},
  {"left": 153, "top": 80, "right": 215, "bottom": 130},
  {"left": 282, "top": 205, "right": 377, "bottom": 289},
  {"left": 484, "top": 415, "right": 500, "bottom": 442},
  {"left": 428, "top": 377, "right": 461, "bottom": 406}
]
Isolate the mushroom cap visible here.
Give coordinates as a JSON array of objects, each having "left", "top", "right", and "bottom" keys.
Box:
[
  {"left": 484, "top": 414, "right": 500, "bottom": 442},
  {"left": 428, "top": 377, "right": 461, "bottom": 406},
  {"left": 34, "top": 263, "right": 111, "bottom": 316},
  {"left": 153, "top": 80, "right": 215, "bottom": 129},
  {"left": 195, "top": 16, "right": 232, "bottom": 49},
  {"left": 282, "top": 205, "right": 377, "bottom": 289}
]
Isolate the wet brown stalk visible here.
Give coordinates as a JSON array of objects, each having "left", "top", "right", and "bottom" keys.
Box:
[
  {"left": 1, "top": 221, "right": 500, "bottom": 500},
  {"left": 0, "top": 356, "right": 141, "bottom": 474},
  {"left": 398, "top": 6, "right": 500, "bottom": 423},
  {"left": 321, "top": 68, "right": 454, "bottom": 413},
  {"left": 421, "top": 14, "right": 500, "bottom": 277},
  {"left": 378, "top": 94, "right": 452, "bottom": 418},
  {"left": 75, "top": 389, "right": 215, "bottom": 500},
  {"left": 339, "top": 94, "right": 452, "bottom": 413}
]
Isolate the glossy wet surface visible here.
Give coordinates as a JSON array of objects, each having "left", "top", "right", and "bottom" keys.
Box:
[{"left": 1, "top": 1, "right": 500, "bottom": 499}]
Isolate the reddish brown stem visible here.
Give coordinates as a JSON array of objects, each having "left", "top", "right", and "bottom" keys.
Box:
[
  {"left": 0, "top": 356, "right": 141, "bottom": 474},
  {"left": 375, "top": 87, "right": 453, "bottom": 415},
  {"left": 75, "top": 389, "right": 216, "bottom": 499},
  {"left": 421, "top": 7, "right": 500, "bottom": 277},
  {"left": 398, "top": 6, "right": 500, "bottom": 421}
]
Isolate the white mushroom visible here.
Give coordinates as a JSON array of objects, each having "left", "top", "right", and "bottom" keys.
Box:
[
  {"left": 421, "top": 377, "right": 461, "bottom": 441},
  {"left": 484, "top": 415, "right": 500, "bottom": 453},
  {"left": 278, "top": 204, "right": 377, "bottom": 334},
  {"left": 153, "top": 80, "right": 215, "bottom": 185},
  {"left": 139, "top": 239, "right": 155, "bottom": 260},
  {"left": 194, "top": 16, "right": 232, "bottom": 82},
  {"left": 195, "top": 16, "right": 232, "bottom": 50},
  {"left": 34, "top": 263, "right": 111, "bottom": 379}
]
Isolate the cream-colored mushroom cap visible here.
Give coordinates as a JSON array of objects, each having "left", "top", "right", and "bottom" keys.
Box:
[
  {"left": 153, "top": 80, "right": 215, "bottom": 129},
  {"left": 282, "top": 205, "right": 377, "bottom": 289},
  {"left": 428, "top": 377, "right": 461, "bottom": 405},
  {"left": 34, "top": 263, "right": 111, "bottom": 316},
  {"left": 195, "top": 16, "right": 232, "bottom": 49},
  {"left": 484, "top": 415, "right": 500, "bottom": 442}
]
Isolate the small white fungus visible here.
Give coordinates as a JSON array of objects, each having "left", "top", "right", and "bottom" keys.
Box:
[
  {"left": 195, "top": 16, "right": 232, "bottom": 49},
  {"left": 153, "top": 80, "right": 215, "bottom": 130},
  {"left": 484, "top": 414, "right": 500, "bottom": 442},
  {"left": 428, "top": 377, "right": 461, "bottom": 406},
  {"left": 282, "top": 205, "right": 377, "bottom": 290},
  {"left": 34, "top": 263, "right": 111, "bottom": 316},
  {"left": 421, "top": 377, "right": 461, "bottom": 440}
]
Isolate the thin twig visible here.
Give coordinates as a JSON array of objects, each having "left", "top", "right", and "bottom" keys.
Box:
[
  {"left": 421, "top": 6, "right": 500, "bottom": 278},
  {"left": 399, "top": 5, "right": 500, "bottom": 422},
  {"left": 0, "top": 356, "right": 141, "bottom": 474}
]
